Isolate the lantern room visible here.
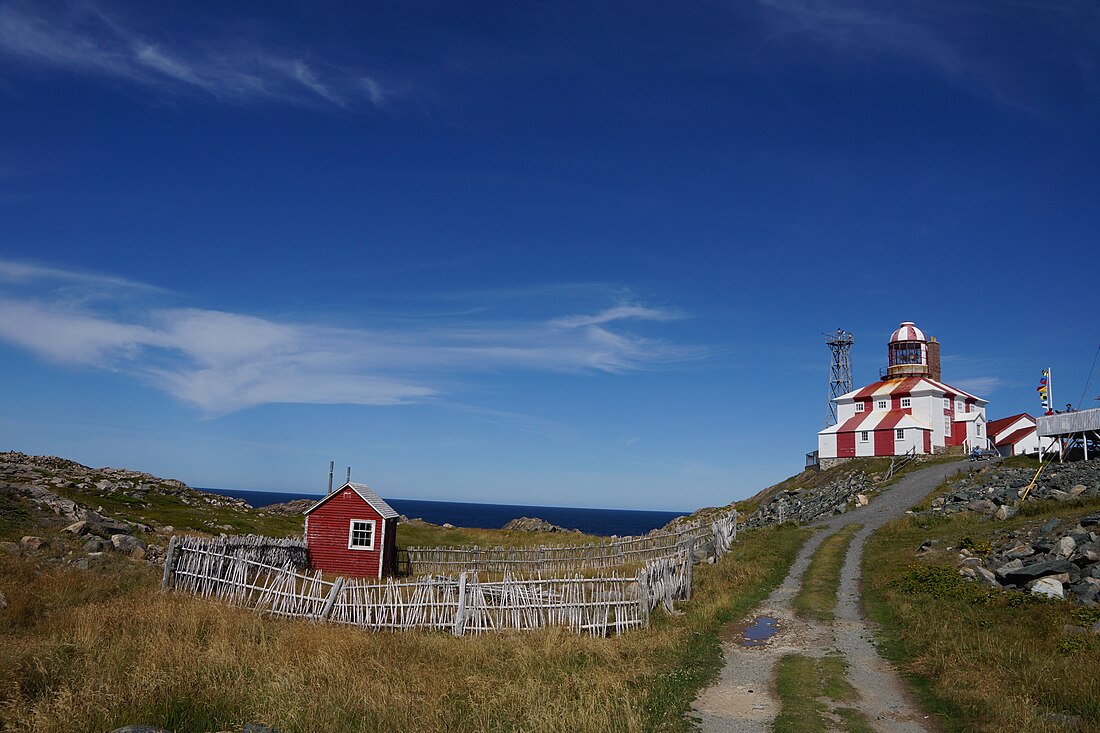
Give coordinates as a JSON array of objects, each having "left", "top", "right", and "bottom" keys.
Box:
[{"left": 886, "top": 321, "right": 928, "bottom": 378}]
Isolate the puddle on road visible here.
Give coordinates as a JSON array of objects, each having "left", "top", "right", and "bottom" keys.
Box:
[{"left": 740, "top": 616, "right": 780, "bottom": 647}]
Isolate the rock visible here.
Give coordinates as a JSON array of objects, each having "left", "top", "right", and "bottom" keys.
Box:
[
  {"left": 87, "top": 513, "right": 131, "bottom": 536},
  {"left": 1070, "top": 484, "right": 1087, "bottom": 497},
  {"left": 994, "top": 505, "right": 1018, "bottom": 521},
  {"left": 994, "top": 559, "right": 1025, "bottom": 577},
  {"left": 83, "top": 538, "right": 110, "bottom": 553},
  {"left": 502, "top": 517, "right": 574, "bottom": 533},
  {"left": 0, "top": 591, "right": 7, "bottom": 609},
  {"left": 261, "top": 499, "right": 316, "bottom": 515},
  {"left": 1004, "top": 544, "right": 1034, "bottom": 559},
  {"left": 916, "top": 540, "right": 934, "bottom": 554},
  {"left": 1057, "top": 536, "right": 1077, "bottom": 558},
  {"left": 62, "top": 520, "right": 89, "bottom": 535},
  {"left": 1092, "top": 620, "right": 1100, "bottom": 635},
  {"left": 161, "top": 525, "right": 174, "bottom": 533},
  {"left": 855, "top": 494, "right": 869, "bottom": 507},
  {"left": 95, "top": 480, "right": 116, "bottom": 491},
  {"left": 1030, "top": 577, "right": 1064, "bottom": 599},
  {"left": 967, "top": 499, "right": 996, "bottom": 516},
  {"left": 0, "top": 541, "right": 21, "bottom": 556},
  {"left": 975, "top": 566, "right": 1000, "bottom": 587},
  {"left": 20, "top": 536, "right": 47, "bottom": 551},
  {"left": 111, "top": 534, "right": 147, "bottom": 553},
  {"left": 1000, "top": 559, "right": 1076, "bottom": 585},
  {"left": 242, "top": 723, "right": 283, "bottom": 733},
  {"left": 959, "top": 567, "right": 977, "bottom": 580},
  {"left": 442, "top": 523, "right": 454, "bottom": 529},
  {"left": 1063, "top": 624, "right": 1088, "bottom": 635}
]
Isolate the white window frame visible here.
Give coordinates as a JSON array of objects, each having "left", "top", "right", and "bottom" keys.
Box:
[
  {"left": 854, "top": 402, "right": 865, "bottom": 413},
  {"left": 900, "top": 397, "right": 911, "bottom": 408},
  {"left": 944, "top": 398, "right": 950, "bottom": 410},
  {"left": 876, "top": 399, "right": 888, "bottom": 410},
  {"left": 956, "top": 400, "right": 965, "bottom": 413},
  {"left": 860, "top": 431, "right": 869, "bottom": 443},
  {"left": 348, "top": 519, "right": 377, "bottom": 551},
  {"left": 896, "top": 428, "right": 905, "bottom": 440}
]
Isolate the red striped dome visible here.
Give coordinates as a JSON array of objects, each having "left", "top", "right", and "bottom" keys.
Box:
[{"left": 889, "top": 321, "right": 926, "bottom": 343}]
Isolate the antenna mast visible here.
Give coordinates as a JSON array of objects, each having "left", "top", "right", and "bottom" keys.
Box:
[{"left": 824, "top": 329, "right": 854, "bottom": 428}]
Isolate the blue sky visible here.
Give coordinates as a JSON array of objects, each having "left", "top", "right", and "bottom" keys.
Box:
[{"left": 1, "top": 1, "right": 1098, "bottom": 511}]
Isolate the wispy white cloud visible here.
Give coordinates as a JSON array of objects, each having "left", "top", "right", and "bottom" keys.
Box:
[
  {"left": 951, "top": 376, "right": 1003, "bottom": 395},
  {"left": 750, "top": 0, "right": 1100, "bottom": 113},
  {"left": 0, "top": 259, "right": 701, "bottom": 415},
  {"left": 0, "top": 2, "right": 393, "bottom": 109}
]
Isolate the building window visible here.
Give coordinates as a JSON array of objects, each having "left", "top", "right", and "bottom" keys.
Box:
[
  {"left": 945, "top": 418, "right": 951, "bottom": 434},
  {"left": 944, "top": 398, "right": 950, "bottom": 410},
  {"left": 860, "top": 431, "right": 869, "bottom": 442},
  {"left": 956, "top": 400, "right": 964, "bottom": 413},
  {"left": 977, "top": 423, "right": 983, "bottom": 436},
  {"left": 896, "top": 428, "right": 905, "bottom": 440},
  {"left": 348, "top": 519, "right": 376, "bottom": 550},
  {"left": 876, "top": 400, "right": 888, "bottom": 410},
  {"left": 854, "top": 402, "right": 865, "bottom": 413},
  {"left": 900, "top": 398, "right": 911, "bottom": 408}
]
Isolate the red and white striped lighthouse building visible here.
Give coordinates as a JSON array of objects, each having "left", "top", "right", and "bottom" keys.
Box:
[{"left": 817, "top": 322, "right": 988, "bottom": 466}]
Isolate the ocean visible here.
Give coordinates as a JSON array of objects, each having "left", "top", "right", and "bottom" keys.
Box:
[{"left": 200, "top": 487, "right": 686, "bottom": 537}]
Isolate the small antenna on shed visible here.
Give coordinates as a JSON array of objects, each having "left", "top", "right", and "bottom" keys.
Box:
[{"left": 328, "top": 461, "right": 334, "bottom": 494}]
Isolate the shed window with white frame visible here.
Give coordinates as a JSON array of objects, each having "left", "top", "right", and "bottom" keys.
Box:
[
  {"left": 876, "top": 399, "right": 888, "bottom": 410},
  {"left": 860, "top": 431, "right": 869, "bottom": 442},
  {"left": 900, "top": 397, "right": 911, "bottom": 408},
  {"left": 854, "top": 402, "right": 865, "bottom": 412},
  {"left": 348, "top": 519, "right": 376, "bottom": 550},
  {"left": 896, "top": 428, "right": 905, "bottom": 439}
]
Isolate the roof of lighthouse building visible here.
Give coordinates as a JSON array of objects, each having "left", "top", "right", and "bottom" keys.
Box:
[
  {"left": 835, "top": 376, "right": 987, "bottom": 404},
  {"left": 889, "top": 321, "right": 926, "bottom": 343}
]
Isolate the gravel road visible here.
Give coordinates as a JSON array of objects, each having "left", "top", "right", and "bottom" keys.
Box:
[{"left": 692, "top": 460, "right": 977, "bottom": 733}]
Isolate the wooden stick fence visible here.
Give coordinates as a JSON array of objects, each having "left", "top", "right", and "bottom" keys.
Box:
[
  {"left": 164, "top": 543, "right": 694, "bottom": 636},
  {"left": 405, "top": 509, "right": 737, "bottom": 575}
]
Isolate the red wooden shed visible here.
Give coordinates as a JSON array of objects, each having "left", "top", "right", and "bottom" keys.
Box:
[{"left": 304, "top": 481, "right": 399, "bottom": 578}]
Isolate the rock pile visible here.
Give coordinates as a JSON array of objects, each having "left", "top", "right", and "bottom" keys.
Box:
[
  {"left": 927, "top": 461, "right": 1100, "bottom": 518},
  {"left": 747, "top": 471, "right": 874, "bottom": 527},
  {"left": 261, "top": 498, "right": 316, "bottom": 515},
  {"left": 502, "top": 516, "right": 579, "bottom": 533},
  {"left": 954, "top": 511, "right": 1100, "bottom": 606},
  {"left": 0, "top": 451, "right": 252, "bottom": 513}
]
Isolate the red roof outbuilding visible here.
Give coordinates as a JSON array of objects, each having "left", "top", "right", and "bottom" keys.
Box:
[{"left": 304, "top": 482, "right": 399, "bottom": 578}]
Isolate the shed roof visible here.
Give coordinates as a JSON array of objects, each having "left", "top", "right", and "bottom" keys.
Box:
[
  {"left": 994, "top": 426, "right": 1036, "bottom": 447},
  {"left": 953, "top": 411, "right": 985, "bottom": 423},
  {"left": 988, "top": 413, "right": 1034, "bottom": 437},
  {"left": 304, "top": 481, "right": 400, "bottom": 519}
]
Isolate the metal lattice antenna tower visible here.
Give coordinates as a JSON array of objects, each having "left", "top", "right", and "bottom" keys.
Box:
[{"left": 824, "top": 329, "right": 854, "bottom": 428}]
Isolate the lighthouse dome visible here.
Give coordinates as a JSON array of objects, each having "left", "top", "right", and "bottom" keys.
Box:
[{"left": 889, "top": 321, "right": 926, "bottom": 344}]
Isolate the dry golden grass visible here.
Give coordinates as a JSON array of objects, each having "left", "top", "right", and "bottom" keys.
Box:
[{"left": 0, "top": 526, "right": 810, "bottom": 733}]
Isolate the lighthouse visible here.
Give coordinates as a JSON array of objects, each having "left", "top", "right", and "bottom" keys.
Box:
[{"left": 817, "top": 321, "right": 988, "bottom": 468}]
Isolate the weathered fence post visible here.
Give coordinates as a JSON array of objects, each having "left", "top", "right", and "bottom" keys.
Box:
[
  {"left": 453, "top": 571, "right": 468, "bottom": 636},
  {"left": 684, "top": 540, "right": 693, "bottom": 601},
  {"left": 319, "top": 576, "right": 345, "bottom": 621},
  {"left": 160, "top": 535, "right": 179, "bottom": 592}
]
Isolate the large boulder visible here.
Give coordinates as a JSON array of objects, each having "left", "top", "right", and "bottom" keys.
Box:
[{"left": 999, "top": 559, "right": 1076, "bottom": 586}]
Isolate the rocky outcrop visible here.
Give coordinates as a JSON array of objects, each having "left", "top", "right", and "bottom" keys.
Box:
[
  {"left": 926, "top": 461, "right": 1100, "bottom": 518},
  {"left": 260, "top": 498, "right": 316, "bottom": 515},
  {"left": 502, "top": 517, "right": 578, "bottom": 533},
  {"left": 747, "top": 472, "right": 875, "bottom": 527},
  {"left": 955, "top": 511, "right": 1100, "bottom": 606}
]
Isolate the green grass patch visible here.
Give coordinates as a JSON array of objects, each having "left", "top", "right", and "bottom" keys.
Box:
[
  {"left": 792, "top": 524, "right": 861, "bottom": 622},
  {"left": 862, "top": 509, "right": 1100, "bottom": 733},
  {"left": 773, "top": 654, "right": 870, "bottom": 733}
]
